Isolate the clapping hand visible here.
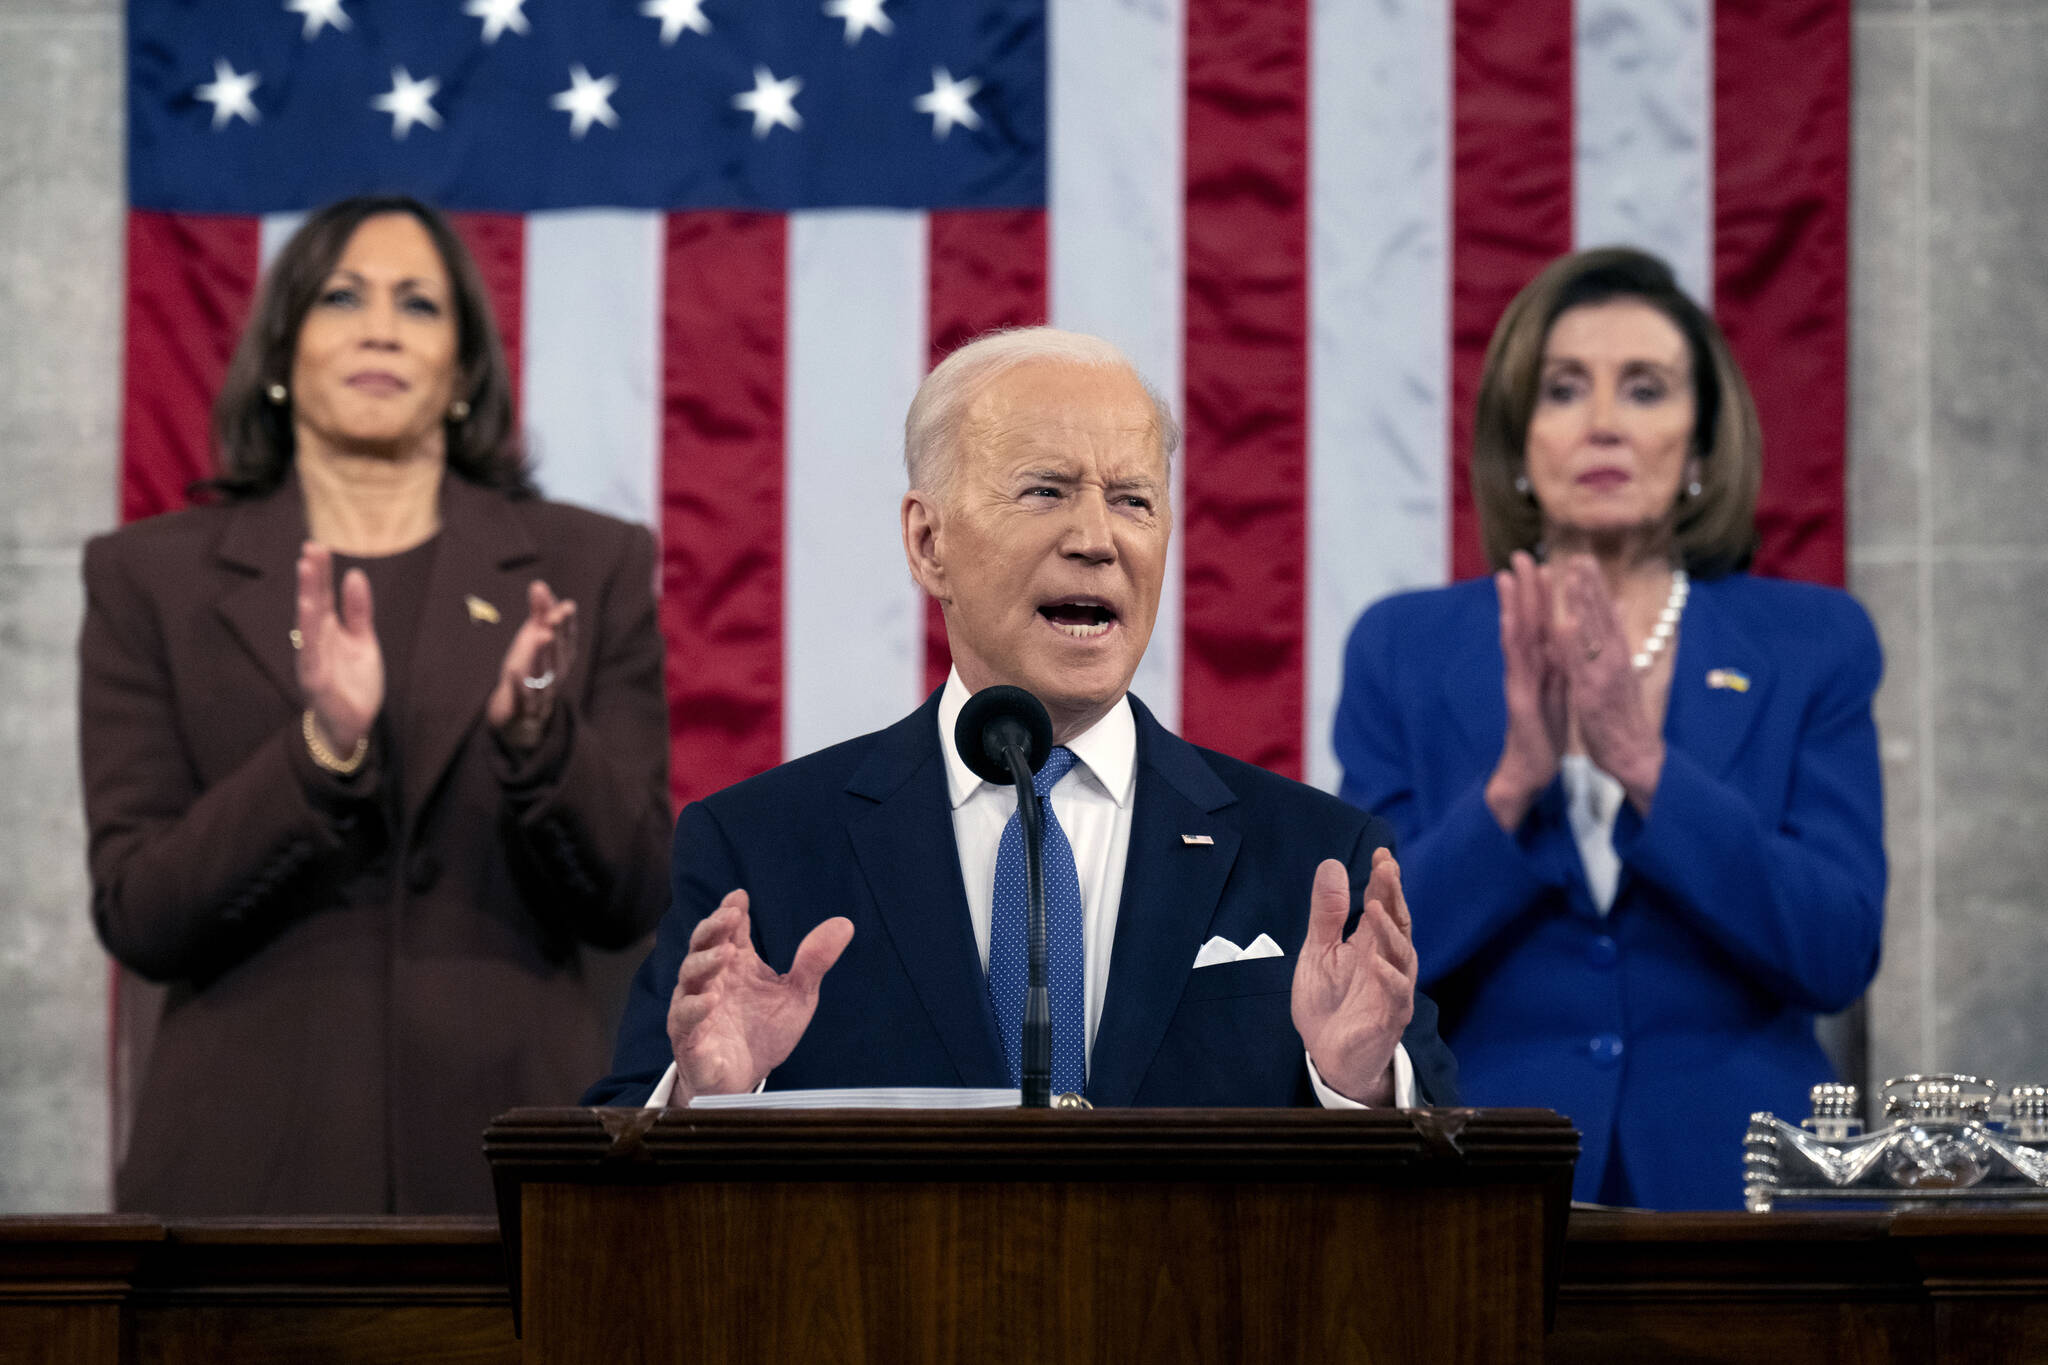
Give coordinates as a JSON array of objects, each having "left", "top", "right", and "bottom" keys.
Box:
[
  {"left": 1485, "top": 550, "right": 1569, "bottom": 830},
  {"left": 665, "top": 890, "right": 855, "bottom": 1105},
  {"left": 486, "top": 580, "right": 578, "bottom": 750},
  {"left": 1550, "top": 555, "right": 1665, "bottom": 810},
  {"left": 1485, "top": 551, "right": 1667, "bottom": 830},
  {"left": 295, "top": 542, "right": 383, "bottom": 755},
  {"left": 1290, "top": 850, "right": 1416, "bottom": 1106}
]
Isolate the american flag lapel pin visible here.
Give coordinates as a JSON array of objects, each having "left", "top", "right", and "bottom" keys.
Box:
[{"left": 1181, "top": 833, "right": 1215, "bottom": 846}]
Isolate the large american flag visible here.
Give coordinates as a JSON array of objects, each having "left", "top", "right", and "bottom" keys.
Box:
[{"left": 123, "top": 0, "right": 1849, "bottom": 804}]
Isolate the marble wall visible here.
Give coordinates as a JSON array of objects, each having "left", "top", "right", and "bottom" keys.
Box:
[
  {"left": 1852, "top": 0, "right": 2048, "bottom": 1105},
  {"left": 0, "top": 0, "right": 122, "bottom": 1210},
  {"left": 1, "top": 0, "right": 2044, "bottom": 1208}
]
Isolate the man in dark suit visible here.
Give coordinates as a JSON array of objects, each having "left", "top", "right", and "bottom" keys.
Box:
[{"left": 589, "top": 328, "right": 1457, "bottom": 1109}]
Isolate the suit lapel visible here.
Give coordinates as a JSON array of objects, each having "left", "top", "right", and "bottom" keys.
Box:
[
  {"left": 845, "top": 697, "right": 1010, "bottom": 1087},
  {"left": 1663, "top": 576, "right": 1772, "bottom": 781},
  {"left": 1607, "top": 576, "right": 1772, "bottom": 909},
  {"left": 213, "top": 487, "right": 311, "bottom": 709},
  {"left": 1087, "top": 699, "right": 1241, "bottom": 1107},
  {"left": 398, "top": 478, "right": 533, "bottom": 830}
]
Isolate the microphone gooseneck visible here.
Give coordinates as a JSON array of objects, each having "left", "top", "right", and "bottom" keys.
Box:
[{"left": 952, "top": 686, "right": 1057, "bottom": 1108}]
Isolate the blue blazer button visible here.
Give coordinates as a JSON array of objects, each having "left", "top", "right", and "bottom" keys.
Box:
[
  {"left": 1588, "top": 1033, "right": 1625, "bottom": 1066},
  {"left": 1587, "top": 934, "right": 1619, "bottom": 968}
]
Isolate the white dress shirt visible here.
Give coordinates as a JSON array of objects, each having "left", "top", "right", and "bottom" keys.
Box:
[
  {"left": 1561, "top": 755, "right": 1625, "bottom": 915},
  {"left": 938, "top": 669, "right": 1135, "bottom": 1062},
  {"left": 646, "top": 668, "right": 1414, "bottom": 1107}
]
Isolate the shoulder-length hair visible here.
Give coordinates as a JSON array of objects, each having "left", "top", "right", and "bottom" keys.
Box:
[
  {"left": 205, "top": 194, "right": 534, "bottom": 501},
  {"left": 1470, "top": 246, "right": 1760, "bottom": 577}
]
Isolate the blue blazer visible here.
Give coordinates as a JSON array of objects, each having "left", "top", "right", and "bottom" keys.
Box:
[
  {"left": 1334, "top": 573, "right": 1885, "bottom": 1209},
  {"left": 591, "top": 692, "right": 1458, "bottom": 1108}
]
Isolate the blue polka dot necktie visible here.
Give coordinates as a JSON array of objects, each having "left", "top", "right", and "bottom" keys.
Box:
[{"left": 987, "top": 746, "right": 1086, "bottom": 1095}]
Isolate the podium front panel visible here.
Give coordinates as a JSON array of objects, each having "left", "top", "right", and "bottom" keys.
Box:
[{"left": 488, "top": 1106, "right": 1578, "bottom": 1364}]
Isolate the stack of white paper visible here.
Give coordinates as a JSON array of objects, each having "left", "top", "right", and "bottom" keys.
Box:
[{"left": 687, "top": 1087, "right": 1022, "bottom": 1110}]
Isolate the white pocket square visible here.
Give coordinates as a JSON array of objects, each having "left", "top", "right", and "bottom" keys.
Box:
[{"left": 1192, "top": 932, "right": 1285, "bottom": 968}]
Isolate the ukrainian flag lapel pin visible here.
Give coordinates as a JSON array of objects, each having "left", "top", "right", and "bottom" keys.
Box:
[
  {"left": 465, "top": 594, "right": 500, "bottom": 625},
  {"left": 1705, "top": 668, "right": 1751, "bottom": 693}
]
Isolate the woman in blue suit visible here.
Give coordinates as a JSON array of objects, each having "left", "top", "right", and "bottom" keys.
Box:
[{"left": 1335, "top": 247, "right": 1884, "bottom": 1209}]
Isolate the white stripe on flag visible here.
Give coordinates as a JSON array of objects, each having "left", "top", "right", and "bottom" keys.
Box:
[
  {"left": 784, "top": 210, "right": 929, "bottom": 760},
  {"left": 1574, "top": 0, "right": 1713, "bottom": 303},
  {"left": 259, "top": 213, "right": 305, "bottom": 271},
  {"left": 1048, "top": 0, "right": 1185, "bottom": 733},
  {"left": 1306, "top": 0, "right": 1452, "bottom": 793},
  {"left": 522, "top": 210, "right": 663, "bottom": 528}
]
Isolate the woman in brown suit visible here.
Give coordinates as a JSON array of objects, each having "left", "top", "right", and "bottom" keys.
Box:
[{"left": 79, "top": 195, "right": 672, "bottom": 1214}]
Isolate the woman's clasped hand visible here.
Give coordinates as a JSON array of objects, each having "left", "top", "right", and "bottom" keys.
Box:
[{"left": 1486, "top": 550, "right": 1667, "bottom": 832}]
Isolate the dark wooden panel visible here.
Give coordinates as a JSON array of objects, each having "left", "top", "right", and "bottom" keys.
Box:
[
  {"left": 494, "top": 1107, "right": 1580, "bottom": 1365},
  {"left": 130, "top": 1219, "right": 516, "bottom": 1365},
  {"left": 34, "top": 1120, "right": 2048, "bottom": 1364},
  {"left": 1550, "top": 1208, "right": 2048, "bottom": 1365},
  {"left": 0, "top": 1216, "right": 514, "bottom": 1365},
  {"left": 1551, "top": 1301, "right": 1930, "bottom": 1365},
  {"left": 0, "top": 1217, "right": 160, "bottom": 1365},
  {"left": 132, "top": 1305, "right": 515, "bottom": 1365},
  {"left": 0, "top": 1304, "right": 125, "bottom": 1365},
  {"left": 524, "top": 1178, "right": 1546, "bottom": 1365}
]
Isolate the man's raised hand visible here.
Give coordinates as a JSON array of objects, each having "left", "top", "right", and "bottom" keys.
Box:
[
  {"left": 665, "top": 890, "right": 853, "bottom": 1105},
  {"left": 1289, "top": 850, "right": 1417, "bottom": 1106}
]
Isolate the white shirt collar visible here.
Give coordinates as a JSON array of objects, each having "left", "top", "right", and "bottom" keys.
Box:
[{"left": 937, "top": 668, "right": 1137, "bottom": 812}]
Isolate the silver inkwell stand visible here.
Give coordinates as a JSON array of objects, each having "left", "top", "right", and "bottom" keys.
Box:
[{"left": 1744, "top": 1075, "right": 2048, "bottom": 1213}]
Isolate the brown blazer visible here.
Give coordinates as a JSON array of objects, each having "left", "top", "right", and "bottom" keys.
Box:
[{"left": 79, "top": 474, "right": 671, "bottom": 1214}]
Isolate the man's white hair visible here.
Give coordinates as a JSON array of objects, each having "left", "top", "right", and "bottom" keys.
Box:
[{"left": 903, "top": 327, "right": 1181, "bottom": 498}]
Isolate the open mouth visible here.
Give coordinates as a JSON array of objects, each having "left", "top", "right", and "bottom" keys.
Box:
[{"left": 1038, "top": 599, "right": 1119, "bottom": 639}]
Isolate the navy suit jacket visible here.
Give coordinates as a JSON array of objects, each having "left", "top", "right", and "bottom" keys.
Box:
[
  {"left": 590, "top": 692, "right": 1458, "bottom": 1108},
  {"left": 1334, "top": 573, "right": 1884, "bottom": 1208}
]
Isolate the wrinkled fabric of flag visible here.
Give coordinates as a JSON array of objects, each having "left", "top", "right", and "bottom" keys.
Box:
[{"left": 123, "top": 0, "right": 1851, "bottom": 805}]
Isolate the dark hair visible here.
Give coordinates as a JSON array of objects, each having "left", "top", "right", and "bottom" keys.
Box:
[
  {"left": 205, "top": 194, "right": 534, "bottom": 501},
  {"left": 1470, "top": 246, "right": 1760, "bottom": 577}
]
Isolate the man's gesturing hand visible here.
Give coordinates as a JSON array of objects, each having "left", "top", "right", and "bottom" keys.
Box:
[
  {"left": 1289, "top": 850, "right": 1417, "bottom": 1106},
  {"left": 665, "top": 890, "right": 854, "bottom": 1105}
]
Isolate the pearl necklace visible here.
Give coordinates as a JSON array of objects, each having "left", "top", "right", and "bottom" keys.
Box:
[{"left": 1631, "top": 568, "right": 1690, "bottom": 670}]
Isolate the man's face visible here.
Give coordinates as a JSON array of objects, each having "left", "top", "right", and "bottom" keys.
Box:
[{"left": 906, "top": 360, "right": 1171, "bottom": 741}]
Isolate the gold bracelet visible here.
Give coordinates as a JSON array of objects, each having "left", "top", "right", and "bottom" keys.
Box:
[{"left": 302, "top": 709, "right": 368, "bottom": 775}]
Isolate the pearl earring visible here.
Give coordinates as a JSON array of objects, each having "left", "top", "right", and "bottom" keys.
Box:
[
  {"left": 448, "top": 399, "right": 471, "bottom": 422},
  {"left": 265, "top": 382, "right": 288, "bottom": 405},
  {"left": 1687, "top": 479, "right": 1703, "bottom": 498},
  {"left": 1513, "top": 475, "right": 1532, "bottom": 497}
]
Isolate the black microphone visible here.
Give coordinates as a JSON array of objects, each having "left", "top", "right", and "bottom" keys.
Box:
[
  {"left": 954, "top": 684, "right": 1053, "bottom": 785},
  {"left": 953, "top": 686, "right": 1056, "bottom": 1108}
]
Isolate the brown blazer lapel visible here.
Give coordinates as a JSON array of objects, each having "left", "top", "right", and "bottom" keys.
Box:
[
  {"left": 398, "top": 477, "right": 538, "bottom": 830},
  {"left": 213, "top": 487, "right": 311, "bottom": 709}
]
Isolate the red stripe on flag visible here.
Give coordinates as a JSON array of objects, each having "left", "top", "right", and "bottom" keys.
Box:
[
  {"left": 922, "top": 209, "right": 1050, "bottom": 697},
  {"left": 1714, "top": 0, "right": 1849, "bottom": 586},
  {"left": 1448, "top": 0, "right": 1574, "bottom": 582},
  {"left": 447, "top": 213, "right": 525, "bottom": 414},
  {"left": 1181, "top": 0, "right": 1311, "bottom": 779},
  {"left": 121, "top": 211, "right": 260, "bottom": 522},
  {"left": 659, "top": 212, "right": 787, "bottom": 810}
]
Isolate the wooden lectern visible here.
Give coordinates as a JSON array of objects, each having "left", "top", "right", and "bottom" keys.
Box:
[{"left": 486, "top": 1106, "right": 1577, "bottom": 1363}]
